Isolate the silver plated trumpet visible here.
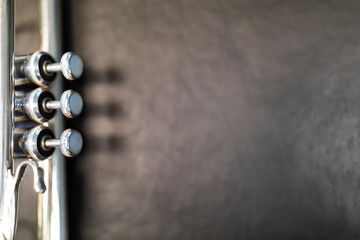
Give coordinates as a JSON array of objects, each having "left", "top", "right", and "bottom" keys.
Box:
[{"left": 0, "top": 0, "right": 83, "bottom": 239}]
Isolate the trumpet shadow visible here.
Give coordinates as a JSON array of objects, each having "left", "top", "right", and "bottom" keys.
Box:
[{"left": 62, "top": 2, "right": 127, "bottom": 239}]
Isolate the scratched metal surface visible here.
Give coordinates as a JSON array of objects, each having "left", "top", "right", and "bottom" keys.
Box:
[{"left": 15, "top": 0, "right": 360, "bottom": 240}]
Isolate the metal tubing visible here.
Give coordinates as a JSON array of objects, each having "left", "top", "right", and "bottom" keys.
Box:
[
  {"left": 38, "top": 0, "right": 67, "bottom": 239},
  {"left": 0, "top": 0, "right": 14, "bottom": 224}
]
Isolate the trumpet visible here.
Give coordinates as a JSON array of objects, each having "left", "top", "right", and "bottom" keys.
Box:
[{"left": 0, "top": 0, "right": 83, "bottom": 239}]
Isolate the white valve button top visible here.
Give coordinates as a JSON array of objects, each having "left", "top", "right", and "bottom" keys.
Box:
[
  {"left": 60, "top": 129, "right": 83, "bottom": 157},
  {"left": 44, "top": 52, "right": 83, "bottom": 80},
  {"left": 60, "top": 90, "right": 83, "bottom": 118},
  {"left": 61, "top": 52, "right": 83, "bottom": 80}
]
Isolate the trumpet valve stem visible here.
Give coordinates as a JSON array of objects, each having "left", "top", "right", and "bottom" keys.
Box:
[
  {"left": 45, "top": 100, "right": 60, "bottom": 110},
  {"left": 44, "top": 62, "right": 61, "bottom": 73},
  {"left": 44, "top": 90, "right": 83, "bottom": 118},
  {"left": 44, "top": 129, "right": 83, "bottom": 157},
  {"left": 44, "top": 52, "right": 83, "bottom": 80},
  {"left": 44, "top": 139, "right": 60, "bottom": 148}
]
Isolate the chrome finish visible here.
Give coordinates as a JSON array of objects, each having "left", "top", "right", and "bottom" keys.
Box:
[
  {"left": 14, "top": 51, "right": 56, "bottom": 87},
  {"left": 14, "top": 96, "right": 24, "bottom": 112},
  {"left": 14, "top": 55, "right": 31, "bottom": 86},
  {"left": 15, "top": 88, "right": 55, "bottom": 123},
  {"left": 44, "top": 100, "right": 60, "bottom": 110},
  {"left": 43, "top": 129, "right": 83, "bottom": 157},
  {"left": 43, "top": 139, "right": 58, "bottom": 148},
  {"left": 0, "top": 0, "right": 14, "bottom": 208},
  {"left": 54, "top": 129, "right": 83, "bottom": 157},
  {"left": 27, "top": 51, "right": 55, "bottom": 86},
  {"left": 46, "top": 90, "right": 83, "bottom": 118},
  {"left": 14, "top": 51, "right": 82, "bottom": 87},
  {"left": 13, "top": 126, "right": 82, "bottom": 161},
  {"left": 45, "top": 52, "right": 83, "bottom": 80},
  {"left": 0, "top": 0, "right": 83, "bottom": 238},
  {"left": 0, "top": 159, "right": 46, "bottom": 240},
  {"left": 13, "top": 126, "right": 55, "bottom": 161},
  {"left": 38, "top": 0, "right": 68, "bottom": 239},
  {"left": 14, "top": 88, "right": 82, "bottom": 122},
  {"left": 0, "top": 1, "right": 47, "bottom": 240},
  {"left": 0, "top": 0, "right": 15, "bottom": 238}
]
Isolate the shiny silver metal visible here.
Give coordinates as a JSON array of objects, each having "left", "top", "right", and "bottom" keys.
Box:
[
  {"left": 14, "top": 88, "right": 83, "bottom": 122},
  {"left": 38, "top": 0, "right": 68, "bottom": 239},
  {"left": 46, "top": 90, "right": 83, "bottom": 118},
  {"left": 0, "top": 159, "right": 46, "bottom": 240},
  {"left": 0, "top": 0, "right": 83, "bottom": 238},
  {"left": 14, "top": 88, "right": 55, "bottom": 123},
  {"left": 14, "top": 51, "right": 56, "bottom": 87},
  {"left": 45, "top": 52, "right": 83, "bottom": 80},
  {"left": 45, "top": 129, "right": 83, "bottom": 157},
  {"left": 14, "top": 51, "right": 82, "bottom": 87},
  {"left": 13, "top": 126, "right": 54, "bottom": 161},
  {"left": 0, "top": 0, "right": 14, "bottom": 216},
  {"left": 0, "top": 1, "right": 47, "bottom": 240},
  {"left": 13, "top": 126, "right": 82, "bottom": 161},
  {"left": 0, "top": 0, "right": 15, "bottom": 238}
]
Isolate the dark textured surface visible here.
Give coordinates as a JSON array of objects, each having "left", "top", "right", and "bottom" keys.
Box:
[{"left": 15, "top": 0, "right": 360, "bottom": 239}]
